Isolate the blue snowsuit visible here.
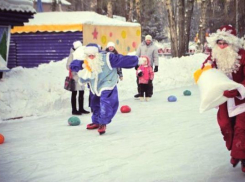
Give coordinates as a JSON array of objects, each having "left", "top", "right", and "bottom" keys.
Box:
[{"left": 79, "top": 52, "right": 138, "bottom": 125}]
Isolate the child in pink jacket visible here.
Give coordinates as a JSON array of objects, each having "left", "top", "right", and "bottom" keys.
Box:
[{"left": 136, "top": 56, "right": 154, "bottom": 101}]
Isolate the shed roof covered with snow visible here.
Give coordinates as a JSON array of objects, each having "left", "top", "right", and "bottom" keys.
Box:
[
  {"left": 9, "top": 12, "right": 141, "bottom": 68},
  {"left": 0, "top": 0, "right": 36, "bottom": 26}
]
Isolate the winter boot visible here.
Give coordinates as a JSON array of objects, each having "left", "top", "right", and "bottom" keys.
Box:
[
  {"left": 98, "top": 124, "right": 106, "bottom": 135},
  {"left": 134, "top": 93, "right": 140, "bottom": 99},
  {"left": 241, "top": 159, "right": 245, "bottom": 172},
  {"left": 139, "top": 97, "right": 144, "bottom": 101},
  {"left": 87, "top": 123, "right": 100, "bottom": 129},
  {"left": 72, "top": 110, "right": 82, "bottom": 115},
  {"left": 230, "top": 157, "right": 240, "bottom": 167}
]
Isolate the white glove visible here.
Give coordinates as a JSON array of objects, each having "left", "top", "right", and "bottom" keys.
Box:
[{"left": 138, "top": 57, "right": 145, "bottom": 65}]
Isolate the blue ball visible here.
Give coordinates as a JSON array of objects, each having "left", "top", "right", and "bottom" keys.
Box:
[
  {"left": 183, "top": 90, "right": 191, "bottom": 96},
  {"left": 68, "top": 116, "right": 81, "bottom": 126},
  {"left": 168, "top": 95, "right": 177, "bottom": 102}
]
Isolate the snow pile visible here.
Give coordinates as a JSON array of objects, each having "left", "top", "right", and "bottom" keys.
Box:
[{"left": 0, "top": 53, "right": 208, "bottom": 120}]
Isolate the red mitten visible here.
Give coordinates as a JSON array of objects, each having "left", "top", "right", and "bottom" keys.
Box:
[{"left": 223, "top": 89, "right": 239, "bottom": 98}]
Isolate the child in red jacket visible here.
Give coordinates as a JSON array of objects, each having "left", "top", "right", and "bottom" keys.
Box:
[{"left": 136, "top": 56, "right": 154, "bottom": 101}]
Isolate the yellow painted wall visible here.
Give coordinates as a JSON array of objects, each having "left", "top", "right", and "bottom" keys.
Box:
[{"left": 83, "top": 24, "right": 141, "bottom": 55}]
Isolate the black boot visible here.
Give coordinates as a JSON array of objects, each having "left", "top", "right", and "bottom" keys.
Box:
[
  {"left": 78, "top": 91, "right": 90, "bottom": 114},
  {"left": 71, "top": 91, "right": 81, "bottom": 115}
]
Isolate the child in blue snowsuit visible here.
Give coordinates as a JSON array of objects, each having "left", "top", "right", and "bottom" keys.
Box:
[{"left": 76, "top": 44, "right": 141, "bottom": 135}]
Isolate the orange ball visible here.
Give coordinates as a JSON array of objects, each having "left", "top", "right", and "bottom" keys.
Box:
[{"left": 0, "top": 134, "right": 5, "bottom": 144}]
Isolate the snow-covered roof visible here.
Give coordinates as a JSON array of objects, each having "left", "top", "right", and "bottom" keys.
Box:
[
  {"left": 33, "top": 0, "right": 71, "bottom": 5},
  {"left": 0, "top": 0, "right": 36, "bottom": 13},
  {"left": 24, "top": 11, "right": 140, "bottom": 26}
]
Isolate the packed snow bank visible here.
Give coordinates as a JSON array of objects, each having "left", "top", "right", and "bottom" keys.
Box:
[{"left": 0, "top": 53, "right": 208, "bottom": 120}]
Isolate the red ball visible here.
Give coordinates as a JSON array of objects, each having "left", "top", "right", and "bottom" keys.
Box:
[
  {"left": 120, "top": 105, "right": 131, "bottom": 113},
  {"left": 0, "top": 134, "right": 5, "bottom": 144}
]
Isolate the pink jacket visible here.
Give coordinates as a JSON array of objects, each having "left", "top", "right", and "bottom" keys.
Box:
[{"left": 136, "top": 56, "right": 154, "bottom": 84}]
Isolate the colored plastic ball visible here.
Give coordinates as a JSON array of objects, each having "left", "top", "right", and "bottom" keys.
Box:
[
  {"left": 183, "top": 90, "right": 191, "bottom": 96},
  {"left": 120, "top": 105, "right": 131, "bottom": 113},
  {"left": 68, "top": 116, "right": 81, "bottom": 126},
  {"left": 0, "top": 134, "right": 5, "bottom": 144},
  {"left": 168, "top": 95, "right": 177, "bottom": 102}
]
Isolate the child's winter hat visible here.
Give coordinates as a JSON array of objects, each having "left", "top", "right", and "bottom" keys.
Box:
[
  {"left": 206, "top": 25, "right": 243, "bottom": 50},
  {"left": 107, "top": 42, "right": 115, "bottom": 48},
  {"left": 145, "top": 35, "right": 152, "bottom": 41},
  {"left": 84, "top": 43, "right": 100, "bottom": 55}
]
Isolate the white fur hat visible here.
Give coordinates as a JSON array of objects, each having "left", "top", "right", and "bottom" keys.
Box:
[
  {"left": 107, "top": 42, "right": 115, "bottom": 48},
  {"left": 145, "top": 35, "right": 152, "bottom": 41},
  {"left": 84, "top": 46, "right": 99, "bottom": 56}
]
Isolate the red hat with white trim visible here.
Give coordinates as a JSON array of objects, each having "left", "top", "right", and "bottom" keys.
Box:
[{"left": 206, "top": 25, "right": 243, "bottom": 50}]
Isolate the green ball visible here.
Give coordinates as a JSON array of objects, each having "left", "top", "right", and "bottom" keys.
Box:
[
  {"left": 183, "top": 90, "right": 191, "bottom": 96},
  {"left": 68, "top": 116, "right": 81, "bottom": 126}
]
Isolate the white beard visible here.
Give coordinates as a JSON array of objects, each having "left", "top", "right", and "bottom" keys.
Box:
[
  {"left": 212, "top": 45, "right": 240, "bottom": 75},
  {"left": 78, "top": 53, "right": 104, "bottom": 80},
  {"left": 87, "top": 53, "right": 104, "bottom": 75}
]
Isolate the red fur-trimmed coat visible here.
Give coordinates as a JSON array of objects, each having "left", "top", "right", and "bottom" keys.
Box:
[
  {"left": 202, "top": 49, "right": 245, "bottom": 113},
  {"left": 202, "top": 49, "right": 245, "bottom": 158}
]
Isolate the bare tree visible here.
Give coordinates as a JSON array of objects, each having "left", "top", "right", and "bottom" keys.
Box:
[
  {"left": 184, "top": 0, "right": 194, "bottom": 53},
  {"left": 107, "top": 0, "right": 113, "bottom": 18},
  {"left": 198, "top": 0, "right": 210, "bottom": 45},
  {"left": 165, "top": 0, "right": 178, "bottom": 57},
  {"left": 51, "top": 0, "right": 58, "bottom": 11},
  {"left": 90, "top": 0, "right": 97, "bottom": 11},
  {"left": 127, "top": 0, "right": 134, "bottom": 22},
  {"left": 135, "top": 0, "right": 141, "bottom": 23},
  {"left": 74, "top": 0, "right": 82, "bottom": 11},
  {"left": 235, "top": 0, "right": 245, "bottom": 37},
  {"left": 165, "top": 0, "right": 194, "bottom": 57},
  {"left": 97, "top": 0, "right": 103, "bottom": 14},
  {"left": 177, "top": 0, "right": 185, "bottom": 56}
]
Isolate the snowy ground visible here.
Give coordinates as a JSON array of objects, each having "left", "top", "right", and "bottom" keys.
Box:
[{"left": 1, "top": 53, "right": 245, "bottom": 181}]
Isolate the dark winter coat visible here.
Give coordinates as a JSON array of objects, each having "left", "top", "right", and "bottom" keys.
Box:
[{"left": 105, "top": 48, "right": 123, "bottom": 78}]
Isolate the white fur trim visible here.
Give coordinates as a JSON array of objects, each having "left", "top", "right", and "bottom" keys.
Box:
[
  {"left": 77, "top": 77, "right": 87, "bottom": 86},
  {"left": 84, "top": 46, "right": 98, "bottom": 55},
  {"left": 207, "top": 30, "right": 243, "bottom": 50},
  {"left": 106, "top": 53, "right": 113, "bottom": 70},
  {"left": 227, "top": 98, "right": 245, "bottom": 117},
  {"left": 72, "top": 46, "right": 85, "bottom": 60},
  {"left": 237, "top": 84, "right": 245, "bottom": 100}
]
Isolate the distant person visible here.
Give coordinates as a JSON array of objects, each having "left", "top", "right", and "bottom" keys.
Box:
[
  {"left": 195, "top": 40, "right": 204, "bottom": 53},
  {"left": 135, "top": 34, "right": 159, "bottom": 98},
  {"left": 75, "top": 43, "right": 143, "bottom": 135},
  {"left": 105, "top": 42, "right": 123, "bottom": 81},
  {"left": 136, "top": 56, "right": 154, "bottom": 101},
  {"left": 66, "top": 40, "right": 90, "bottom": 115},
  {"left": 201, "top": 25, "right": 245, "bottom": 172}
]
